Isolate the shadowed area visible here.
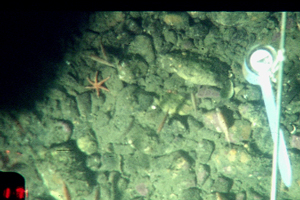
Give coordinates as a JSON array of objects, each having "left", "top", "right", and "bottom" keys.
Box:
[{"left": 0, "top": 11, "right": 88, "bottom": 111}]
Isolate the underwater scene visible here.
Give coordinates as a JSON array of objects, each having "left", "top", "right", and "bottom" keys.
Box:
[{"left": 1, "top": 12, "right": 300, "bottom": 200}]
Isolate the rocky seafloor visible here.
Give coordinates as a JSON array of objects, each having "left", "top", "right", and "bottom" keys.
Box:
[{"left": 1, "top": 12, "right": 300, "bottom": 200}]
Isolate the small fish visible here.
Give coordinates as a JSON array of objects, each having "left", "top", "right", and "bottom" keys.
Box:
[
  {"left": 157, "top": 110, "right": 169, "bottom": 133},
  {"left": 94, "top": 185, "right": 100, "bottom": 200},
  {"left": 196, "top": 85, "right": 221, "bottom": 99},
  {"left": 216, "top": 108, "right": 231, "bottom": 147},
  {"left": 62, "top": 181, "right": 71, "bottom": 200},
  {"left": 190, "top": 92, "right": 197, "bottom": 114},
  {"left": 89, "top": 54, "right": 115, "bottom": 68}
]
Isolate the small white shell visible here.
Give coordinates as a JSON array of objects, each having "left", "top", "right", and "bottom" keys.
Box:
[{"left": 77, "top": 135, "right": 98, "bottom": 155}]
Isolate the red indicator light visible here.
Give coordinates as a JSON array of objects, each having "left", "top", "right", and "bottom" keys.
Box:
[
  {"left": 0, "top": 172, "right": 25, "bottom": 199},
  {"left": 3, "top": 187, "right": 11, "bottom": 198},
  {"left": 16, "top": 187, "right": 25, "bottom": 199}
]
